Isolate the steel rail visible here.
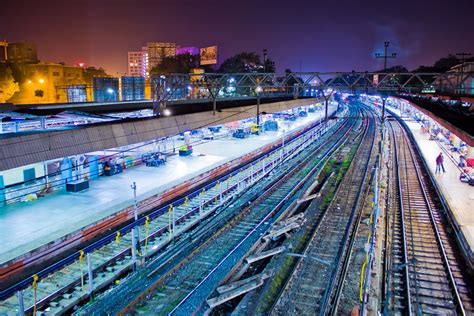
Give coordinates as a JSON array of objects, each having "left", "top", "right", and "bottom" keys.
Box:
[
  {"left": 328, "top": 109, "right": 378, "bottom": 315},
  {"left": 0, "top": 113, "right": 334, "bottom": 311},
  {"left": 80, "top": 113, "right": 352, "bottom": 314},
  {"left": 268, "top": 105, "right": 372, "bottom": 314},
  {"left": 388, "top": 117, "right": 465, "bottom": 315},
  {"left": 318, "top": 110, "right": 376, "bottom": 315},
  {"left": 389, "top": 120, "right": 413, "bottom": 315},
  {"left": 168, "top": 113, "right": 356, "bottom": 316},
  {"left": 397, "top": 120, "right": 466, "bottom": 315},
  {"left": 125, "top": 112, "right": 356, "bottom": 314}
]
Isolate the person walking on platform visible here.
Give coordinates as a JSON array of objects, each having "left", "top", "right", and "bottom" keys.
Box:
[
  {"left": 436, "top": 152, "right": 446, "bottom": 174},
  {"left": 459, "top": 154, "right": 467, "bottom": 168}
]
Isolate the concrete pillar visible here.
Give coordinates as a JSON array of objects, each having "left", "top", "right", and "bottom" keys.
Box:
[
  {"left": 88, "top": 156, "right": 99, "bottom": 180},
  {"left": 17, "top": 290, "right": 24, "bottom": 316},
  {"left": 0, "top": 175, "right": 5, "bottom": 206},
  {"left": 60, "top": 157, "right": 73, "bottom": 186},
  {"left": 40, "top": 117, "right": 46, "bottom": 130},
  {"left": 87, "top": 253, "right": 94, "bottom": 296}
]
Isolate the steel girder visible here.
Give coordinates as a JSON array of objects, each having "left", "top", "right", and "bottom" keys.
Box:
[{"left": 151, "top": 71, "right": 473, "bottom": 109}]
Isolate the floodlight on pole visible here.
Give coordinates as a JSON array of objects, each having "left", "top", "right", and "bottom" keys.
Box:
[{"left": 375, "top": 41, "right": 397, "bottom": 72}]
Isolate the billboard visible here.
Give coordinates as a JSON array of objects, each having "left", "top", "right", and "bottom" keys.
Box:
[
  {"left": 373, "top": 74, "right": 379, "bottom": 85},
  {"left": 200, "top": 46, "right": 218, "bottom": 65}
]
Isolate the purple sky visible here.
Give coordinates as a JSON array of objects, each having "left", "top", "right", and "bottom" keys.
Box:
[{"left": 1, "top": 0, "right": 473, "bottom": 75}]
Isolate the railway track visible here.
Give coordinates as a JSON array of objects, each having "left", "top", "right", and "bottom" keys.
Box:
[
  {"left": 78, "top": 108, "right": 360, "bottom": 315},
  {"left": 0, "top": 112, "right": 333, "bottom": 315},
  {"left": 383, "top": 116, "right": 474, "bottom": 315},
  {"left": 271, "top": 107, "right": 376, "bottom": 315}
]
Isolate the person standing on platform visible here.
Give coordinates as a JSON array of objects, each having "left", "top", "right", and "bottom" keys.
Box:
[
  {"left": 459, "top": 154, "right": 467, "bottom": 168},
  {"left": 436, "top": 152, "right": 446, "bottom": 174}
]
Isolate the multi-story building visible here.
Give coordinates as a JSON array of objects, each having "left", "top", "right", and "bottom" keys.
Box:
[
  {"left": 10, "top": 63, "right": 86, "bottom": 104},
  {"left": 0, "top": 41, "right": 8, "bottom": 62},
  {"left": 6, "top": 42, "right": 38, "bottom": 64},
  {"left": 437, "top": 61, "right": 474, "bottom": 95},
  {"left": 128, "top": 43, "right": 176, "bottom": 78},
  {"left": 449, "top": 61, "right": 474, "bottom": 95},
  {"left": 128, "top": 47, "right": 148, "bottom": 77},
  {"left": 146, "top": 42, "right": 176, "bottom": 70}
]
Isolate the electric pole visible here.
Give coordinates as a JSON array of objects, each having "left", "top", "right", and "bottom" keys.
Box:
[
  {"left": 375, "top": 41, "right": 397, "bottom": 72},
  {"left": 456, "top": 52, "right": 471, "bottom": 94},
  {"left": 263, "top": 49, "right": 268, "bottom": 73}
]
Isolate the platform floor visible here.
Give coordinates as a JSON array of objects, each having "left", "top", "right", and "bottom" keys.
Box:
[
  {"left": 389, "top": 107, "right": 474, "bottom": 253},
  {"left": 0, "top": 106, "right": 337, "bottom": 265}
]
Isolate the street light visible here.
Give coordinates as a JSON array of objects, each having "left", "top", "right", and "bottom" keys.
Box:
[
  {"left": 381, "top": 96, "right": 387, "bottom": 123},
  {"left": 263, "top": 49, "right": 268, "bottom": 73},
  {"left": 255, "top": 86, "right": 263, "bottom": 135},
  {"left": 130, "top": 182, "right": 140, "bottom": 269},
  {"left": 38, "top": 78, "right": 44, "bottom": 84},
  {"left": 375, "top": 41, "right": 397, "bottom": 72}
]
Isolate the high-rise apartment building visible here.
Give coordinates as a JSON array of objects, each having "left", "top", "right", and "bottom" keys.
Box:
[
  {"left": 127, "top": 43, "right": 176, "bottom": 78},
  {"left": 7, "top": 42, "right": 38, "bottom": 64},
  {"left": 146, "top": 42, "right": 176, "bottom": 69},
  {"left": 0, "top": 41, "right": 8, "bottom": 62},
  {"left": 128, "top": 47, "right": 148, "bottom": 77}
]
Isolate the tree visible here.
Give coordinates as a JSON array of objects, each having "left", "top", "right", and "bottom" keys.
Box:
[
  {"left": 83, "top": 67, "right": 108, "bottom": 83},
  {"left": 413, "top": 54, "right": 462, "bottom": 73},
  {"left": 150, "top": 53, "right": 200, "bottom": 74},
  {"left": 218, "top": 52, "right": 275, "bottom": 73},
  {"left": 263, "top": 58, "right": 276, "bottom": 73},
  {"left": 375, "top": 65, "right": 409, "bottom": 73},
  {"left": 34, "top": 89, "right": 44, "bottom": 98},
  {"left": 432, "top": 54, "right": 460, "bottom": 72},
  {"left": 0, "top": 66, "right": 20, "bottom": 103}
]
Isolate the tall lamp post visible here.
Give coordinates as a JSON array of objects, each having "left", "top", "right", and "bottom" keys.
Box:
[
  {"left": 375, "top": 41, "right": 397, "bottom": 72},
  {"left": 263, "top": 49, "right": 268, "bottom": 73},
  {"left": 130, "top": 182, "right": 140, "bottom": 269},
  {"left": 256, "top": 86, "right": 262, "bottom": 135},
  {"left": 456, "top": 52, "right": 472, "bottom": 94},
  {"left": 381, "top": 97, "right": 387, "bottom": 123}
]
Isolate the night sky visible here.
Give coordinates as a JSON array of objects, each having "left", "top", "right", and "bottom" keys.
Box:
[{"left": 1, "top": 0, "right": 473, "bottom": 75}]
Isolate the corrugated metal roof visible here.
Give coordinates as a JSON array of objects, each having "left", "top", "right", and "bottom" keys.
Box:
[{"left": 0, "top": 98, "right": 316, "bottom": 171}]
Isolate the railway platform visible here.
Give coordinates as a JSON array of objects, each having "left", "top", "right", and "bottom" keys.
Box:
[
  {"left": 0, "top": 105, "right": 337, "bottom": 268},
  {"left": 388, "top": 106, "right": 474, "bottom": 257}
]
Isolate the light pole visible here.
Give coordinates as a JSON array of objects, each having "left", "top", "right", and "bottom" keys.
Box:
[
  {"left": 381, "top": 97, "right": 387, "bottom": 123},
  {"left": 255, "top": 86, "right": 262, "bottom": 134},
  {"left": 375, "top": 41, "right": 397, "bottom": 72},
  {"left": 131, "top": 182, "right": 140, "bottom": 268},
  {"left": 263, "top": 49, "right": 268, "bottom": 73},
  {"left": 321, "top": 89, "right": 334, "bottom": 131},
  {"left": 456, "top": 52, "right": 472, "bottom": 94}
]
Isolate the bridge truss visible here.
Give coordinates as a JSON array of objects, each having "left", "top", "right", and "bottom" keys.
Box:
[{"left": 151, "top": 71, "right": 473, "bottom": 114}]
